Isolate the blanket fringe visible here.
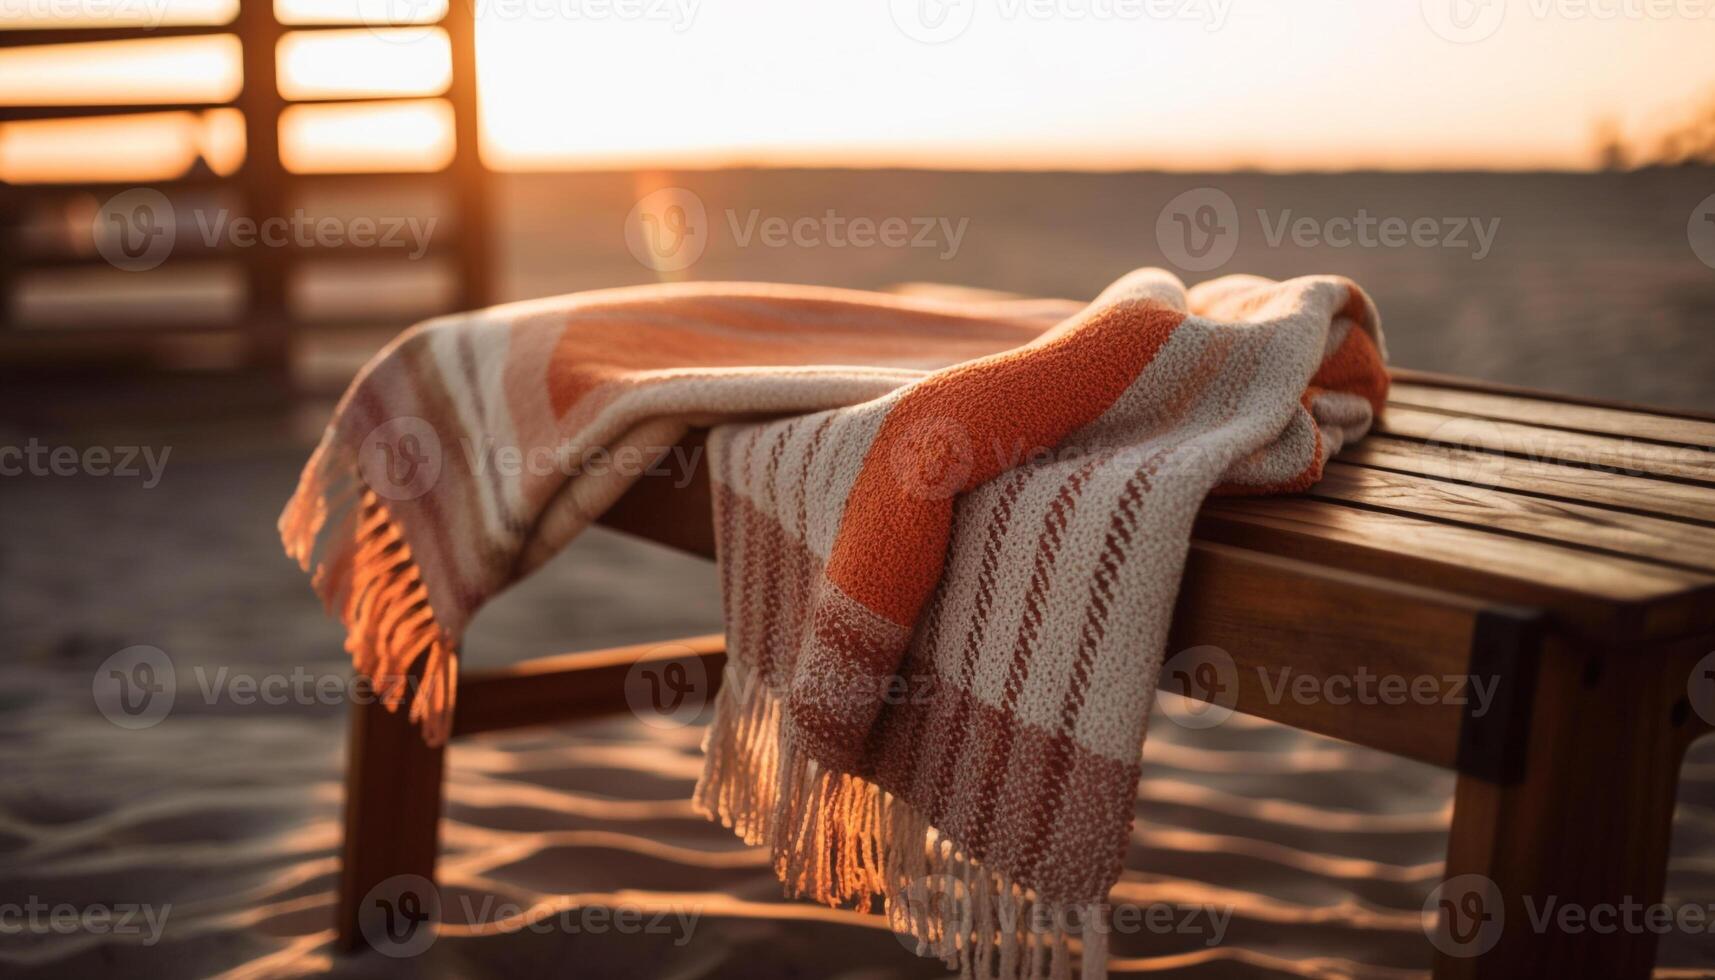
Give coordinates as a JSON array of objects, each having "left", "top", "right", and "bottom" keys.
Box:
[
  {"left": 694, "top": 666, "right": 1108, "bottom": 980},
  {"left": 279, "top": 446, "right": 457, "bottom": 745}
]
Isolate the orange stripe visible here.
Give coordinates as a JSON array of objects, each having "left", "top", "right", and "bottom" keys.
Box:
[
  {"left": 1310, "top": 303, "right": 1389, "bottom": 414},
  {"left": 824, "top": 300, "right": 1185, "bottom": 627}
]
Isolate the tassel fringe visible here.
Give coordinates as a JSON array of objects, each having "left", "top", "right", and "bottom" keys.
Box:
[
  {"left": 279, "top": 445, "right": 457, "bottom": 745},
  {"left": 694, "top": 665, "right": 1109, "bottom": 980},
  {"left": 282, "top": 448, "right": 1104, "bottom": 975}
]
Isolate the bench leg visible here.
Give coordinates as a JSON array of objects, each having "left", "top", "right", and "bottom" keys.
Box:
[
  {"left": 335, "top": 686, "right": 447, "bottom": 951},
  {"left": 1434, "top": 638, "right": 1703, "bottom": 979}
]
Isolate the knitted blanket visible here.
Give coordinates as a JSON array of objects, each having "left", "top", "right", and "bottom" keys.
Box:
[{"left": 281, "top": 268, "right": 1386, "bottom": 980}]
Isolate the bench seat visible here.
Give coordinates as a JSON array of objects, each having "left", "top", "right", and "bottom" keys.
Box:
[{"left": 340, "top": 366, "right": 1715, "bottom": 980}]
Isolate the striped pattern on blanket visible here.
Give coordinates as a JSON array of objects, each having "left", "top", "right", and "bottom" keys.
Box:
[{"left": 281, "top": 268, "right": 1386, "bottom": 980}]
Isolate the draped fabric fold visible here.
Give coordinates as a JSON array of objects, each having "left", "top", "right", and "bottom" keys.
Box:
[{"left": 281, "top": 268, "right": 1387, "bottom": 978}]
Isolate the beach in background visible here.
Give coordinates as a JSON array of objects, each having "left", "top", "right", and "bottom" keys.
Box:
[{"left": 3, "top": 166, "right": 1714, "bottom": 979}]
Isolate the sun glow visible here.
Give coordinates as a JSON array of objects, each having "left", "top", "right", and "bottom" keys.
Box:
[
  {"left": 276, "top": 29, "right": 451, "bottom": 101},
  {"left": 0, "top": 35, "right": 242, "bottom": 106},
  {"left": 279, "top": 99, "right": 456, "bottom": 172},
  {"left": 1, "top": 0, "right": 1714, "bottom": 182},
  {"left": 0, "top": 110, "right": 245, "bottom": 183}
]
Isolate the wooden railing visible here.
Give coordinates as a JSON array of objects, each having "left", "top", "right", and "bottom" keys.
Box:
[{"left": 0, "top": 0, "right": 490, "bottom": 372}]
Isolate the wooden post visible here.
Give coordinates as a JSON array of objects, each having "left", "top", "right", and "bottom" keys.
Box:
[
  {"left": 236, "top": 0, "right": 291, "bottom": 374},
  {"left": 441, "top": 0, "right": 491, "bottom": 310},
  {"left": 332, "top": 637, "right": 726, "bottom": 950},
  {"left": 335, "top": 678, "right": 447, "bottom": 951},
  {"left": 1433, "top": 634, "right": 1710, "bottom": 978}
]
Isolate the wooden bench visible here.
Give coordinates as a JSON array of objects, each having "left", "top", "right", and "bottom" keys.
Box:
[{"left": 336, "top": 367, "right": 1715, "bottom": 978}]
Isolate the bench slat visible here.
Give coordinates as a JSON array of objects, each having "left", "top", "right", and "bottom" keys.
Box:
[
  {"left": 1313, "top": 463, "right": 1715, "bottom": 574},
  {"left": 1378, "top": 406, "right": 1715, "bottom": 486},
  {"left": 1195, "top": 496, "right": 1714, "bottom": 641},
  {"left": 1338, "top": 437, "right": 1715, "bottom": 525},
  {"left": 1389, "top": 383, "right": 1715, "bottom": 449},
  {"left": 1388, "top": 367, "right": 1715, "bottom": 425}
]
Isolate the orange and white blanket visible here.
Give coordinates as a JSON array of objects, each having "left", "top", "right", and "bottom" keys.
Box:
[{"left": 282, "top": 268, "right": 1387, "bottom": 980}]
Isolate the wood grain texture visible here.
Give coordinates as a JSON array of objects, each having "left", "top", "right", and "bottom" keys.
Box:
[
  {"left": 1380, "top": 406, "right": 1715, "bottom": 486},
  {"left": 1167, "top": 543, "right": 1497, "bottom": 771},
  {"left": 1195, "top": 497, "right": 1714, "bottom": 641},
  {"left": 1389, "top": 368, "right": 1715, "bottom": 426},
  {"left": 1390, "top": 382, "right": 1715, "bottom": 449},
  {"left": 1339, "top": 437, "right": 1715, "bottom": 525},
  {"left": 1312, "top": 463, "right": 1715, "bottom": 573}
]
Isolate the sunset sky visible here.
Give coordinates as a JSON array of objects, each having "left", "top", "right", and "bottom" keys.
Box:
[
  {"left": 473, "top": 0, "right": 1715, "bottom": 171},
  {"left": 2, "top": 0, "right": 1714, "bottom": 177}
]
